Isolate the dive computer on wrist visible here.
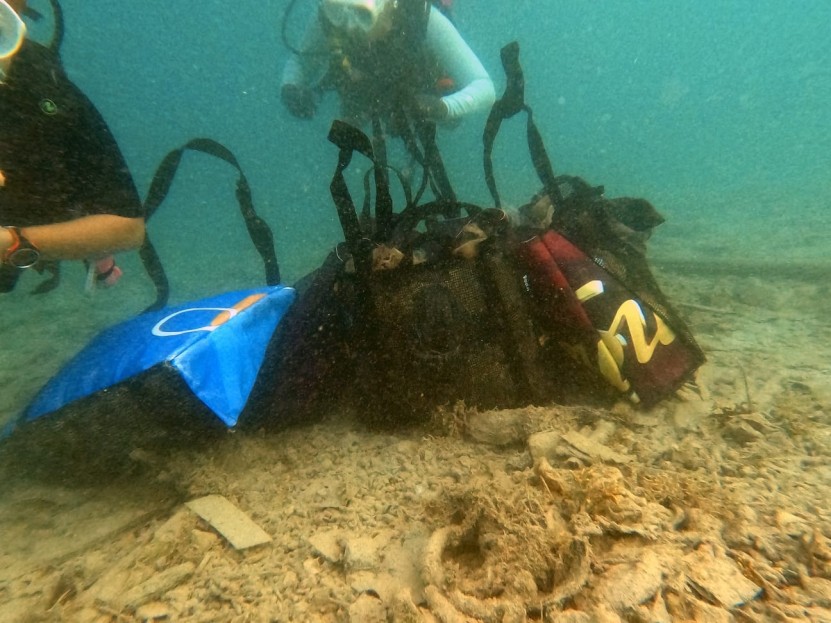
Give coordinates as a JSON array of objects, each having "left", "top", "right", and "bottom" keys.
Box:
[{"left": 2, "top": 226, "right": 41, "bottom": 268}]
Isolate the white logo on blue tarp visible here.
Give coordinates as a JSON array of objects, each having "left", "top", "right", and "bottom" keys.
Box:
[{"left": 151, "top": 307, "right": 240, "bottom": 336}]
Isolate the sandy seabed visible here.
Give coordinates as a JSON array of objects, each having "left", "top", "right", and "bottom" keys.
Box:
[{"left": 0, "top": 262, "right": 830, "bottom": 623}]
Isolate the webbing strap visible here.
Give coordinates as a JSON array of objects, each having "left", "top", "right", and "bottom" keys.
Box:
[
  {"left": 140, "top": 138, "right": 281, "bottom": 312},
  {"left": 45, "top": 0, "right": 64, "bottom": 55},
  {"left": 327, "top": 119, "right": 459, "bottom": 260},
  {"left": 388, "top": 107, "right": 456, "bottom": 206},
  {"left": 327, "top": 121, "right": 375, "bottom": 277},
  {"left": 22, "top": 0, "right": 64, "bottom": 55},
  {"left": 483, "top": 42, "right": 561, "bottom": 208},
  {"left": 414, "top": 118, "right": 457, "bottom": 205},
  {"left": 370, "top": 115, "right": 395, "bottom": 240},
  {"left": 478, "top": 250, "right": 549, "bottom": 403}
]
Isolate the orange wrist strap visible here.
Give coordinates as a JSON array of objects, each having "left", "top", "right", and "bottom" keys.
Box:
[{"left": 2, "top": 226, "right": 22, "bottom": 263}]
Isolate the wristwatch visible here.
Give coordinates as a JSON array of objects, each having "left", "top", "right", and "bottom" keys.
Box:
[{"left": 2, "top": 226, "right": 41, "bottom": 268}]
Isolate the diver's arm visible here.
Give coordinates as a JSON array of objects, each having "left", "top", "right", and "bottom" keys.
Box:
[
  {"left": 281, "top": 18, "right": 329, "bottom": 118},
  {"left": 424, "top": 9, "right": 495, "bottom": 120},
  {"left": 281, "top": 18, "right": 329, "bottom": 90},
  {"left": 1, "top": 214, "right": 145, "bottom": 262}
]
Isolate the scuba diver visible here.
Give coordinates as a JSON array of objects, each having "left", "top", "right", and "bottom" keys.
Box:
[
  {"left": 0, "top": 0, "right": 145, "bottom": 294},
  {"left": 281, "top": 0, "right": 495, "bottom": 205},
  {"left": 280, "top": 0, "right": 495, "bottom": 129}
]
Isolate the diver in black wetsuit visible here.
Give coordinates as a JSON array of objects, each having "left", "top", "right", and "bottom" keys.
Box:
[{"left": 0, "top": 0, "right": 144, "bottom": 292}]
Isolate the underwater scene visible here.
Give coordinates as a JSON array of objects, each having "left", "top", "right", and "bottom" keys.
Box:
[{"left": 1, "top": 0, "right": 830, "bottom": 620}]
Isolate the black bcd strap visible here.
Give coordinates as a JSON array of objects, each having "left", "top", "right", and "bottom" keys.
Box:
[
  {"left": 327, "top": 121, "right": 378, "bottom": 278},
  {"left": 19, "top": 0, "right": 64, "bottom": 55},
  {"left": 327, "top": 120, "right": 464, "bottom": 264},
  {"left": 483, "top": 42, "right": 561, "bottom": 209},
  {"left": 140, "top": 138, "right": 281, "bottom": 312}
]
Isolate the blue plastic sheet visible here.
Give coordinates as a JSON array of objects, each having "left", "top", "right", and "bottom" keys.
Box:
[{"left": 17, "top": 286, "right": 295, "bottom": 430}]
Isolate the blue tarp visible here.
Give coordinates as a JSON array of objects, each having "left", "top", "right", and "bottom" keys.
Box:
[{"left": 14, "top": 286, "right": 295, "bottom": 432}]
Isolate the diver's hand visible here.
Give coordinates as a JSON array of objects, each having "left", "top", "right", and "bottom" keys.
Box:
[
  {"left": 413, "top": 94, "right": 449, "bottom": 123},
  {"left": 281, "top": 84, "right": 317, "bottom": 119}
]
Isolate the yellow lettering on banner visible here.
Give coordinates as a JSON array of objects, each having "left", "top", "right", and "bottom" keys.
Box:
[
  {"left": 606, "top": 299, "right": 676, "bottom": 364},
  {"left": 597, "top": 338, "right": 630, "bottom": 392},
  {"left": 559, "top": 295, "right": 673, "bottom": 401},
  {"left": 575, "top": 280, "right": 604, "bottom": 302}
]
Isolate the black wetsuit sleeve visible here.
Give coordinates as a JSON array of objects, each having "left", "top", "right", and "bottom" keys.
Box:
[
  {"left": 60, "top": 82, "right": 143, "bottom": 220},
  {"left": 0, "top": 41, "right": 142, "bottom": 226}
]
